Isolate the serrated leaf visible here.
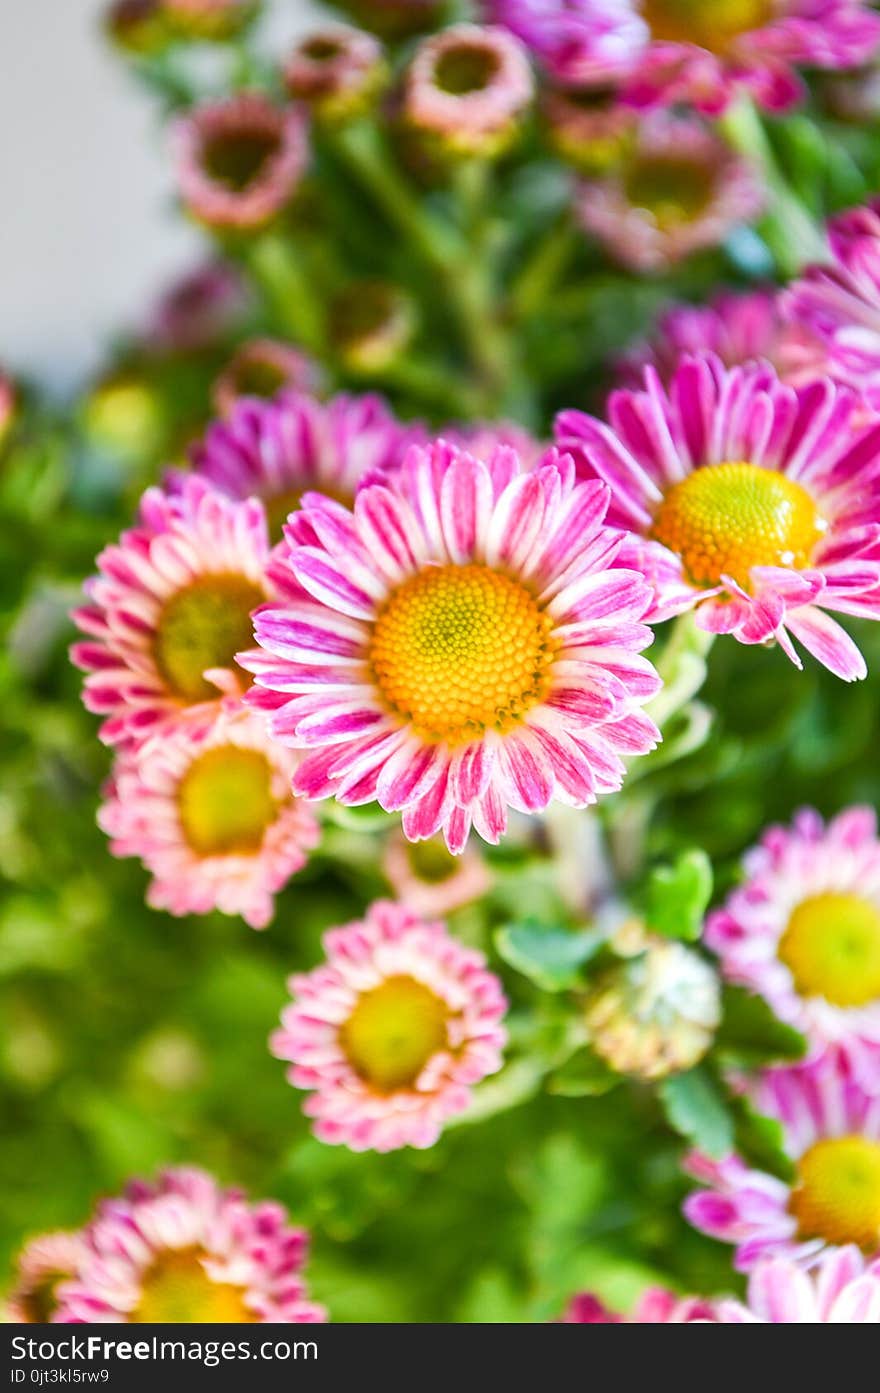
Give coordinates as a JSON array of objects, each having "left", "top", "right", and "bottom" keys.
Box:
[
  {"left": 716, "top": 985, "right": 807, "bottom": 1066},
  {"left": 494, "top": 923, "right": 604, "bottom": 991},
  {"left": 659, "top": 1067, "right": 734, "bottom": 1160},
  {"left": 547, "top": 1046, "right": 619, "bottom": 1097},
  {"left": 644, "top": 849, "right": 713, "bottom": 942}
]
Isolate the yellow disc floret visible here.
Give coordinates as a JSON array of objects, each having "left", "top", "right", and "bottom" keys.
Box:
[
  {"left": 369, "top": 563, "right": 556, "bottom": 744},
  {"left": 340, "top": 975, "right": 450, "bottom": 1092},
  {"left": 154, "top": 574, "right": 264, "bottom": 702},
  {"left": 651, "top": 462, "right": 824, "bottom": 591},
  {"left": 779, "top": 892, "right": 880, "bottom": 1008},
  {"left": 178, "top": 746, "right": 277, "bottom": 856},
  {"left": 132, "top": 1250, "right": 256, "bottom": 1323},
  {"left": 789, "top": 1136, "right": 880, "bottom": 1250},
  {"left": 641, "top": 0, "right": 772, "bottom": 51}
]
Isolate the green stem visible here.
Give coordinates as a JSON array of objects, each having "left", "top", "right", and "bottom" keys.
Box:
[
  {"left": 720, "top": 98, "right": 827, "bottom": 277},
  {"left": 647, "top": 612, "right": 716, "bottom": 731},
  {"left": 511, "top": 214, "right": 579, "bottom": 321},
  {"left": 245, "top": 233, "right": 325, "bottom": 354}
]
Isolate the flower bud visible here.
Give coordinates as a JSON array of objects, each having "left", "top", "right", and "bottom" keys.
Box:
[
  {"left": 284, "top": 25, "right": 387, "bottom": 124},
  {"left": 329, "top": 281, "right": 415, "bottom": 375},
  {"left": 212, "top": 338, "right": 322, "bottom": 416}
]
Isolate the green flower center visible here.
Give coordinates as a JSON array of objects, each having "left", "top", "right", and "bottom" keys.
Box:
[
  {"left": 178, "top": 745, "right": 277, "bottom": 856},
  {"left": 790, "top": 1136, "right": 880, "bottom": 1250},
  {"left": 340, "top": 975, "right": 450, "bottom": 1092},
  {"left": 154, "top": 575, "right": 264, "bottom": 703},
  {"left": 623, "top": 154, "right": 713, "bottom": 228},
  {"left": 651, "top": 462, "right": 824, "bottom": 590},
  {"left": 132, "top": 1249, "right": 256, "bottom": 1323},
  {"left": 434, "top": 46, "right": 499, "bottom": 96},
  {"left": 408, "top": 837, "right": 461, "bottom": 885},
  {"left": 202, "top": 129, "right": 279, "bottom": 192},
  {"left": 779, "top": 892, "right": 880, "bottom": 1008}
]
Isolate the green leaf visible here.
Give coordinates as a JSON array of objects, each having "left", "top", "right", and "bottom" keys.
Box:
[
  {"left": 659, "top": 1067, "right": 734, "bottom": 1160},
  {"left": 716, "top": 985, "right": 807, "bottom": 1067},
  {"left": 547, "top": 1046, "right": 620, "bottom": 1098},
  {"left": 730, "top": 1095, "right": 795, "bottom": 1183},
  {"left": 494, "top": 923, "right": 604, "bottom": 991},
  {"left": 644, "top": 849, "right": 713, "bottom": 942}
]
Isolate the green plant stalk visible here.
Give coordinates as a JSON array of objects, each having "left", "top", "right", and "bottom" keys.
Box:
[
  {"left": 511, "top": 213, "right": 580, "bottom": 321},
  {"left": 245, "top": 232, "right": 326, "bottom": 355},
  {"left": 720, "top": 97, "right": 828, "bottom": 277}
]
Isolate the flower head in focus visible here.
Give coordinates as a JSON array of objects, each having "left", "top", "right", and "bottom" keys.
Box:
[
  {"left": 403, "top": 23, "right": 535, "bottom": 158},
  {"left": 575, "top": 115, "right": 764, "bottom": 273},
  {"left": 52, "top": 1167, "right": 325, "bottom": 1323},
  {"left": 71, "top": 477, "right": 272, "bottom": 747},
  {"left": 271, "top": 900, "right": 507, "bottom": 1151},
  {"left": 487, "top": 1, "right": 880, "bottom": 113},
  {"left": 244, "top": 441, "right": 661, "bottom": 853},
  {"left": 171, "top": 93, "right": 309, "bottom": 232},
  {"left": 556, "top": 353, "right": 880, "bottom": 680},
  {"left": 99, "top": 708, "right": 320, "bottom": 929},
  {"left": 685, "top": 1053, "right": 880, "bottom": 1269},
  {"left": 706, "top": 806, "right": 880, "bottom": 1091}
]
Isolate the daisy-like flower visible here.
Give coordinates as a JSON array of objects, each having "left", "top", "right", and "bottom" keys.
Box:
[
  {"left": 212, "top": 339, "right": 321, "bottom": 418},
  {"left": 617, "top": 287, "right": 820, "bottom": 390},
  {"left": 684, "top": 1054, "right": 880, "bottom": 1269},
  {"left": 144, "top": 260, "right": 250, "bottom": 354},
  {"left": 71, "top": 477, "right": 272, "bottom": 748},
  {"left": 487, "top": 1, "right": 880, "bottom": 114},
  {"left": 283, "top": 25, "right": 387, "bottom": 124},
  {"left": 171, "top": 93, "right": 309, "bottom": 233},
  {"left": 53, "top": 1167, "right": 325, "bottom": 1323},
  {"left": 99, "top": 708, "right": 319, "bottom": 929},
  {"left": 4, "top": 1233, "right": 85, "bottom": 1323},
  {"left": 541, "top": 84, "right": 637, "bottom": 176},
  {"left": 188, "top": 391, "right": 418, "bottom": 541},
  {"left": 784, "top": 201, "right": 880, "bottom": 410},
  {"left": 403, "top": 24, "right": 535, "bottom": 158},
  {"left": 243, "top": 441, "right": 661, "bottom": 853},
  {"left": 575, "top": 115, "right": 764, "bottom": 273},
  {"left": 555, "top": 353, "right": 880, "bottom": 680},
  {"left": 706, "top": 807, "right": 880, "bottom": 1090},
  {"left": 585, "top": 937, "right": 721, "bottom": 1079},
  {"left": 162, "top": 0, "right": 258, "bottom": 42},
  {"left": 563, "top": 1287, "right": 716, "bottom": 1321},
  {"left": 382, "top": 829, "right": 493, "bottom": 917},
  {"left": 717, "top": 1247, "right": 880, "bottom": 1322},
  {"left": 271, "top": 900, "right": 507, "bottom": 1151}
]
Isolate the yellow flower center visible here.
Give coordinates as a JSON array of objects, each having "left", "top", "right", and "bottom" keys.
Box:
[
  {"left": 369, "top": 563, "right": 556, "bottom": 745},
  {"left": 154, "top": 575, "right": 264, "bottom": 702},
  {"left": 651, "top": 462, "right": 824, "bottom": 591},
  {"left": 623, "top": 155, "right": 712, "bottom": 228},
  {"left": 131, "top": 1249, "right": 256, "bottom": 1323},
  {"left": 778, "top": 892, "right": 880, "bottom": 1008},
  {"left": 790, "top": 1136, "right": 880, "bottom": 1250},
  {"left": 178, "top": 745, "right": 277, "bottom": 856},
  {"left": 641, "top": 0, "right": 771, "bottom": 51},
  {"left": 340, "top": 975, "right": 450, "bottom": 1092}
]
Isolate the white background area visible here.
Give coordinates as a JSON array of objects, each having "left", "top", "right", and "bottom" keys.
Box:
[{"left": 0, "top": 0, "right": 322, "bottom": 393}]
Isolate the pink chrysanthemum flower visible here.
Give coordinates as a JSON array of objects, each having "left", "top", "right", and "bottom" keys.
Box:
[
  {"left": 99, "top": 708, "right": 320, "bottom": 929},
  {"left": 243, "top": 442, "right": 661, "bottom": 853},
  {"left": 53, "top": 1167, "right": 325, "bottom": 1323},
  {"left": 283, "top": 25, "right": 386, "bottom": 123},
  {"left": 212, "top": 339, "right": 322, "bottom": 418},
  {"left": 684, "top": 1054, "right": 880, "bottom": 1270},
  {"left": 188, "top": 391, "right": 419, "bottom": 542},
  {"left": 382, "top": 829, "right": 493, "bottom": 917},
  {"left": 404, "top": 24, "right": 535, "bottom": 157},
  {"left": 706, "top": 807, "right": 880, "bottom": 1091},
  {"left": 717, "top": 1247, "right": 880, "bottom": 1321},
  {"left": 784, "top": 201, "right": 880, "bottom": 410},
  {"left": 5, "top": 1233, "right": 86, "bottom": 1323},
  {"left": 575, "top": 115, "right": 764, "bottom": 273},
  {"left": 541, "top": 84, "right": 637, "bottom": 176},
  {"left": 563, "top": 1287, "right": 716, "bottom": 1321},
  {"left": 487, "top": 1, "right": 880, "bottom": 114},
  {"left": 617, "top": 287, "right": 821, "bottom": 390},
  {"left": 144, "top": 260, "right": 250, "bottom": 354},
  {"left": 271, "top": 900, "right": 507, "bottom": 1151},
  {"left": 171, "top": 93, "right": 309, "bottom": 232},
  {"left": 556, "top": 354, "right": 880, "bottom": 680},
  {"left": 71, "top": 477, "right": 272, "bottom": 748}
]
